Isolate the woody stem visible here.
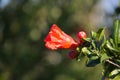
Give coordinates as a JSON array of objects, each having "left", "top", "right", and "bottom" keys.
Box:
[{"left": 106, "top": 59, "right": 120, "bottom": 68}]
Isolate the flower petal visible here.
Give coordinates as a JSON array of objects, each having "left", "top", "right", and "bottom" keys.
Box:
[{"left": 44, "top": 24, "right": 79, "bottom": 50}]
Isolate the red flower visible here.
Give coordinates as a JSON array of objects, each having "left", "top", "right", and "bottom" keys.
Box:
[{"left": 44, "top": 24, "right": 79, "bottom": 50}]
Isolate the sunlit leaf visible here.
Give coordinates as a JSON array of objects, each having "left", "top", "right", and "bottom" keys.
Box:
[
  {"left": 109, "top": 69, "right": 120, "bottom": 79},
  {"left": 82, "top": 47, "right": 92, "bottom": 55},
  {"left": 91, "top": 31, "right": 97, "bottom": 39},
  {"left": 113, "top": 75, "right": 120, "bottom": 80},
  {"left": 82, "top": 38, "right": 91, "bottom": 42}
]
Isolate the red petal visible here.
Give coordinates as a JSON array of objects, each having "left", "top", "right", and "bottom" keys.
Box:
[
  {"left": 44, "top": 24, "right": 79, "bottom": 50},
  {"left": 45, "top": 41, "right": 57, "bottom": 50},
  {"left": 50, "top": 24, "right": 62, "bottom": 34},
  {"left": 44, "top": 33, "right": 51, "bottom": 42}
]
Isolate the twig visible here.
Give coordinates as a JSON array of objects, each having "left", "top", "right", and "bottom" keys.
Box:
[{"left": 106, "top": 59, "right": 120, "bottom": 68}]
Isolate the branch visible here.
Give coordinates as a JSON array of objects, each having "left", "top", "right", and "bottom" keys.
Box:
[{"left": 106, "top": 59, "right": 120, "bottom": 68}]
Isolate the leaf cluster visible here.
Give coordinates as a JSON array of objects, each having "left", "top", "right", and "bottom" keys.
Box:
[{"left": 76, "top": 19, "right": 120, "bottom": 80}]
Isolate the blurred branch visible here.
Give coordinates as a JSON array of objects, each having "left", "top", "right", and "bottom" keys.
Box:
[{"left": 106, "top": 59, "right": 120, "bottom": 68}]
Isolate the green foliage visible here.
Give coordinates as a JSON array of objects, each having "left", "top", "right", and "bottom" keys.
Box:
[
  {"left": 109, "top": 69, "right": 120, "bottom": 78},
  {"left": 113, "top": 74, "right": 120, "bottom": 80},
  {"left": 100, "top": 53, "right": 110, "bottom": 63},
  {"left": 77, "top": 19, "right": 120, "bottom": 80}
]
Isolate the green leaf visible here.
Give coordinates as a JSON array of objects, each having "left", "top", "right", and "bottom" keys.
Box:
[
  {"left": 100, "top": 39, "right": 107, "bottom": 50},
  {"left": 91, "top": 31, "right": 97, "bottom": 39},
  {"left": 97, "top": 28, "right": 105, "bottom": 41},
  {"left": 113, "top": 19, "right": 120, "bottom": 48},
  {"left": 82, "top": 47, "right": 100, "bottom": 67},
  {"left": 113, "top": 75, "right": 120, "bottom": 80},
  {"left": 106, "top": 40, "right": 119, "bottom": 53},
  {"left": 109, "top": 69, "right": 120, "bottom": 79},
  {"left": 110, "top": 38, "right": 116, "bottom": 48},
  {"left": 81, "top": 47, "right": 92, "bottom": 55},
  {"left": 91, "top": 40, "right": 96, "bottom": 49},
  {"left": 86, "top": 59, "right": 100, "bottom": 67},
  {"left": 100, "top": 53, "right": 110, "bottom": 63},
  {"left": 82, "top": 38, "right": 91, "bottom": 42},
  {"left": 91, "top": 28, "right": 105, "bottom": 41},
  {"left": 86, "top": 54, "right": 100, "bottom": 67}
]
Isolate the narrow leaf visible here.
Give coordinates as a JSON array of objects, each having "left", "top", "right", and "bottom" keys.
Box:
[
  {"left": 106, "top": 41, "right": 119, "bottom": 53},
  {"left": 113, "top": 19, "right": 120, "bottom": 48},
  {"left": 97, "top": 28, "right": 105, "bottom": 41}
]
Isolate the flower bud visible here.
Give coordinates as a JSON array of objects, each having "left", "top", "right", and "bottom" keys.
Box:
[
  {"left": 67, "top": 50, "right": 78, "bottom": 59},
  {"left": 77, "top": 31, "right": 87, "bottom": 44}
]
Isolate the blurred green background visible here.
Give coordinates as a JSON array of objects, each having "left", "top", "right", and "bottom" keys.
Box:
[{"left": 0, "top": 0, "right": 118, "bottom": 80}]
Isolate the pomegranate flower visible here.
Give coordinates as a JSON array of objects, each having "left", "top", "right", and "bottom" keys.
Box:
[{"left": 44, "top": 24, "right": 79, "bottom": 50}]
